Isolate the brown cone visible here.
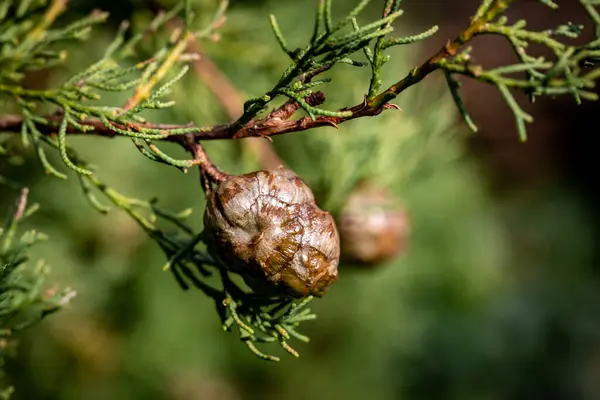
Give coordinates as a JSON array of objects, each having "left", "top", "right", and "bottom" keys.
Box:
[
  {"left": 338, "top": 184, "right": 410, "bottom": 266},
  {"left": 203, "top": 168, "right": 340, "bottom": 297}
]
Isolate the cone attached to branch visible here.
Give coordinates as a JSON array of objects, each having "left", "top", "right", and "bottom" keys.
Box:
[{"left": 203, "top": 168, "right": 340, "bottom": 297}]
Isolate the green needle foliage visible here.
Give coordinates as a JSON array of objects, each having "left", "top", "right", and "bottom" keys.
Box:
[
  {"left": 0, "top": 0, "right": 599, "bottom": 371},
  {"left": 0, "top": 0, "right": 210, "bottom": 177},
  {"left": 234, "top": 0, "right": 439, "bottom": 125},
  {"left": 440, "top": 0, "right": 600, "bottom": 140},
  {"left": 0, "top": 189, "right": 75, "bottom": 398}
]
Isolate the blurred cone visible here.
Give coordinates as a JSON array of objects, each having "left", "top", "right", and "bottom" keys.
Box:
[{"left": 337, "top": 183, "right": 410, "bottom": 267}]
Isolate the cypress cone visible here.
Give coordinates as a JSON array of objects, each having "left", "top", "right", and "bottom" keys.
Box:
[
  {"left": 203, "top": 168, "right": 340, "bottom": 297},
  {"left": 337, "top": 183, "right": 410, "bottom": 266}
]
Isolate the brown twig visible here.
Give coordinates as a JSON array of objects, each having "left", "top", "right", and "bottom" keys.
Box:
[
  {"left": 0, "top": 91, "right": 335, "bottom": 141},
  {"left": 13, "top": 187, "right": 29, "bottom": 222},
  {"left": 368, "top": 0, "right": 512, "bottom": 109},
  {"left": 0, "top": 2, "right": 510, "bottom": 149},
  {"left": 0, "top": 91, "right": 327, "bottom": 140},
  {"left": 182, "top": 135, "right": 227, "bottom": 186}
]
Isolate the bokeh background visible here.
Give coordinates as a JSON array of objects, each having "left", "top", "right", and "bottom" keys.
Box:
[{"left": 1, "top": 0, "right": 599, "bottom": 399}]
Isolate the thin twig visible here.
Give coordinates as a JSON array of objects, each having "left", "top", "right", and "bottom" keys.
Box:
[
  {"left": 183, "top": 134, "right": 227, "bottom": 183},
  {"left": 123, "top": 32, "right": 193, "bottom": 111},
  {"left": 13, "top": 188, "right": 29, "bottom": 222},
  {"left": 0, "top": 1, "right": 586, "bottom": 145}
]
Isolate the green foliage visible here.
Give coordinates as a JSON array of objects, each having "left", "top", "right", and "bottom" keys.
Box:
[
  {"left": 74, "top": 174, "right": 320, "bottom": 362},
  {"left": 0, "top": 0, "right": 203, "bottom": 177},
  {"left": 233, "top": 0, "right": 437, "bottom": 124},
  {"left": 0, "top": 188, "right": 74, "bottom": 398},
  {"left": 442, "top": 0, "right": 600, "bottom": 140}
]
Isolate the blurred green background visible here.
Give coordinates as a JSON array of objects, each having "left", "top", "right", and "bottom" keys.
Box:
[{"left": 2, "top": 0, "right": 600, "bottom": 399}]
